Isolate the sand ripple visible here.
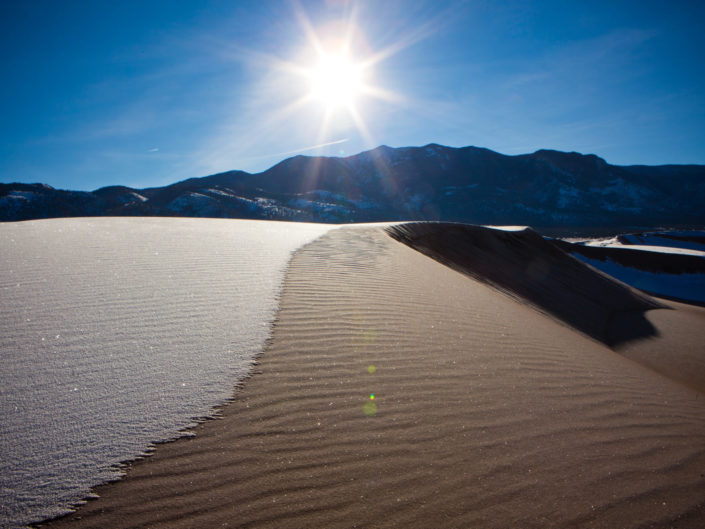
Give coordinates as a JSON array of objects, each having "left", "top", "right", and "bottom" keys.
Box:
[{"left": 40, "top": 224, "right": 705, "bottom": 529}]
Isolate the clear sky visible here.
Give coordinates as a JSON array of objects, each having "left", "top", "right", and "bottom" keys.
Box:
[{"left": 1, "top": 0, "right": 704, "bottom": 191}]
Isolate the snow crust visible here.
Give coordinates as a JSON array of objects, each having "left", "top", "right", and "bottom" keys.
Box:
[
  {"left": 483, "top": 225, "right": 530, "bottom": 232},
  {"left": 575, "top": 255, "right": 705, "bottom": 304},
  {"left": 584, "top": 242, "right": 705, "bottom": 256},
  {"left": 0, "top": 218, "right": 332, "bottom": 528}
]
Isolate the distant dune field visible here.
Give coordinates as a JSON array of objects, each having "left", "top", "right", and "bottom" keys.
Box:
[{"left": 35, "top": 221, "right": 705, "bottom": 529}]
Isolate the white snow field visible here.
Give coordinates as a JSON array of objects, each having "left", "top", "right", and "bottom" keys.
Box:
[
  {"left": 573, "top": 255, "right": 705, "bottom": 304},
  {"left": 567, "top": 230, "right": 705, "bottom": 304},
  {"left": 577, "top": 230, "right": 705, "bottom": 254},
  {"left": 0, "top": 217, "right": 332, "bottom": 529}
]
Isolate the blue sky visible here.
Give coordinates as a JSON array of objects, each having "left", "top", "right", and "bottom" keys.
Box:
[{"left": 1, "top": 0, "right": 704, "bottom": 191}]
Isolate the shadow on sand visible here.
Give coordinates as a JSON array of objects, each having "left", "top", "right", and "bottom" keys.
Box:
[{"left": 386, "top": 222, "right": 665, "bottom": 348}]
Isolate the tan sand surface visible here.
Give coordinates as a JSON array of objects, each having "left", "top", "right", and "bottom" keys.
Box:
[
  {"left": 388, "top": 222, "right": 705, "bottom": 394},
  {"left": 618, "top": 299, "right": 705, "bottom": 395},
  {"left": 386, "top": 222, "right": 663, "bottom": 346},
  {"left": 40, "top": 225, "right": 705, "bottom": 528}
]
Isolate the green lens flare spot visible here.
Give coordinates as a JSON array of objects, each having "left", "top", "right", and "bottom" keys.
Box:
[
  {"left": 363, "top": 330, "right": 377, "bottom": 343},
  {"left": 367, "top": 365, "right": 376, "bottom": 374},
  {"left": 363, "top": 401, "right": 378, "bottom": 417},
  {"left": 369, "top": 393, "right": 375, "bottom": 400}
]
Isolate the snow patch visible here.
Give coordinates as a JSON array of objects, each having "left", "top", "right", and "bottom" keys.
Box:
[
  {"left": 2, "top": 191, "right": 38, "bottom": 202},
  {"left": 575, "top": 255, "right": 705, "bottom": 304}
]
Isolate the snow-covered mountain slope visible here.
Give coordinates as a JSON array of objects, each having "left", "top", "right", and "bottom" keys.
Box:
[{"left": 2, "top": 144, "right": 704, "bottom": 232}]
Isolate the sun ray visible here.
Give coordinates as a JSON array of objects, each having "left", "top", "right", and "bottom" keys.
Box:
[
  {"left": 260, "top": 92, "right": 315, "bottom": 130},
  {"left": 292, "top": 0, "right": 326, "bottom": 59},
  {"left": 221, "top": 1, "right": 446, "bottom": 168},
  {"left": 194, "top": 2, "right": 450, "bottom": 178},
  {"left": 315, "top": 106, "right": 333, "bottom": 149},
  {"left": 360, "top": 84, "right": 404, "bottom": 105},
  {"left": 358, "top": 5, "right": 457, "bottom": 70},
  {"left": 347, "top": 103, "right": 376, "bottom": 148},
  {"left": 347, "top": 102, "right": 400, "bottom": 196},
  {"left": 341, "top": 3, "right": 358, "bottom": 56},
  {"left": 296, "top": 106, "right": 337, "bottom": 191}
]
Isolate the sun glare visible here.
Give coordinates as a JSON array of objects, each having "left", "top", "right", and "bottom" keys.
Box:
[
  {"left": 254, "top": 4, "right": 410, "bottom": 155},
  {"left": 309, "top": 54, "right": 364, "bottom": 110}
]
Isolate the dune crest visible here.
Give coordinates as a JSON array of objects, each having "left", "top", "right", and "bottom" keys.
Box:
[{"left": 386, "top": 222, "right": 664, "bottom": 347}]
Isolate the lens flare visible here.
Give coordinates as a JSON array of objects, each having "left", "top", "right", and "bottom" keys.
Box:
[{"left": 363, "top": 401, "right": 378, "bottom": 417}]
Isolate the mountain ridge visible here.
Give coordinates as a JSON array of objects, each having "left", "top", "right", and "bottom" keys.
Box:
[{"left": 2, "top": 143, "right": 704, "bottom": 234}]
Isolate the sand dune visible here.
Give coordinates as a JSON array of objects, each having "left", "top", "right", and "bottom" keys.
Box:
[
  {"left": 387, "top": 222, "right": 705, "bottom": 394},
  {"left": 39, "top": 223, "right": 705, "bottom": 529},
  {"left": 386, "top": 222, "right": 663, "bottom": 346},
  {"left": 0, "top": 217, "right": 331, "bottom": 528}
]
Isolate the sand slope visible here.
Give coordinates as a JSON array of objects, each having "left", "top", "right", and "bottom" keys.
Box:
[
  {"left": 387, "top": 222, "right": 705, "bottom": 394},
  {"left": 40, "top": 224, "right": 705, "bottom": 529},
  {"left": 387, "top": 222, "right": 663, "bottom": 346}
]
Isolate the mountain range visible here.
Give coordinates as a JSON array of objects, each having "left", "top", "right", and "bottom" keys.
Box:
[{"left": 2, "top": 144, "right": 704, "bottom": 234}]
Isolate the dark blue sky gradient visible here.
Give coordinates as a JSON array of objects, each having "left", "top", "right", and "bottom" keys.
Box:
[{"left": 1, "top": 0, "right": 704, "bottom": 190}]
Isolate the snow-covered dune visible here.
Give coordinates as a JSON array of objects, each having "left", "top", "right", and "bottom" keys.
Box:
[{"left": 0, "top": 217, "right": 331, "bottom": 529}]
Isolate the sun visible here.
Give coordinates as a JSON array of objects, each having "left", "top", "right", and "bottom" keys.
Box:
[
  {"left": 254, "top": 5, "right": 406, "bottom": 153},
  {"left": 309, "top": 53, "right": 364, "bottom": 110}
]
